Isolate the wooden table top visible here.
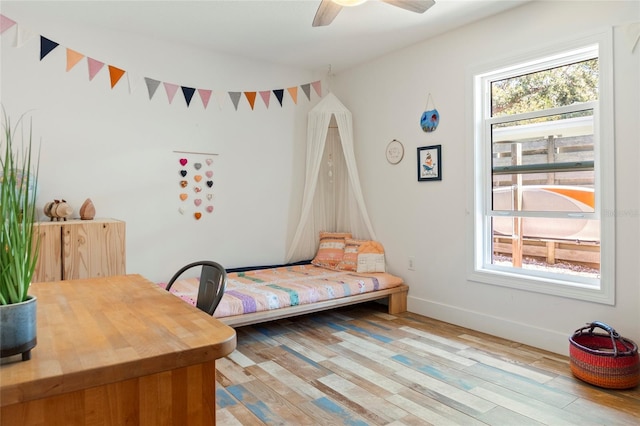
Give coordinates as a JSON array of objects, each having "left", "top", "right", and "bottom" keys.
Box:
[{"left": 0, "top": 274, "right": 236, "bottom": 406}]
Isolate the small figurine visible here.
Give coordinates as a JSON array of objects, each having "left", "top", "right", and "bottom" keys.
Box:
[
  {"left": 44, "top": 199, "right": 73, "bottom": 221},
  {"left": 79, "top": 198, "right": 96, "bottom": 220}
]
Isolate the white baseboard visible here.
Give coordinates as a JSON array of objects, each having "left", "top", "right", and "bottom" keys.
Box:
[{"left": 407, "top": 295, "right": 570, "bottom": 356}]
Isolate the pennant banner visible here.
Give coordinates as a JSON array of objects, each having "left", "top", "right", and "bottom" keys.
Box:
[
  {"left": 312, "top": 80, "right": 322, "bottom": 97},
  {"left": 229, "top": 92, "right": 241, "bottom": 111},
  {"left": 15, "top": 24, "right": 35, "bottom": 48},
  {"left": 87, "top": 58, "right": 104, "bottom": 81},
  {"left": 164, "top": 82, "right": 179, "bottom": 104},
  {"left": 198, "top": 89, "right": 212, "bottom": 109},
  {"left": 301, "top": 83, "right": 311, "bottom": 101},
  {"left": 2, "top": 15, "right": 324, "bottom": 112},
  {"left": 66, "top": 48, "right": 84, "bottom": 71},
  {"left": 126, "top": 71, "right": 138, "bottom": 94},
  {"left": 108, "top": 65, "right": 126, "bottom": 89},
  {"left": 40, "top": 36, "right": 58, "bottom": 60},
  {"left": 274, "top": 89, "right": 284, "bottom": 107},
  {"left": 287, "top": 87, "right": 298, "bottom": 105},
  {"left": 259, "top": 90, "right": 271, "bottom": 108},
  {"left": 182, "top": 86, "right": 196, "bottom": 106},
  {"left": 0, "top": 14, "right": 16, "bottom": 34},
  {"left": 145, "top": 77, "right": 161, "bottom": 99},
  {"left": 244, "top": 92, "right": 257, "bottom": 110}
]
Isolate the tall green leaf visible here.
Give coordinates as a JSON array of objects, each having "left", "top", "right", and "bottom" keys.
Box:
[{"left": 0, "top": 111, "right": 40, "bottom": 305}]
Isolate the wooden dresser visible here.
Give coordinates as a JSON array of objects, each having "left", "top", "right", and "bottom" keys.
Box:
[
  {"left": 0, "top": 274, "right": 237, "bottom": 425},
  {"left": 33, "top": 218, "right": 126, "bottom": 282}
]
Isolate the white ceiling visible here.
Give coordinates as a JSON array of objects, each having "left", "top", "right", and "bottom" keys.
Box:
[{"left": 2, "top": 0, "right": 530, "bottom": 73}]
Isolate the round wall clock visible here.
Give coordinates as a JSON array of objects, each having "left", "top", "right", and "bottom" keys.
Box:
[{"left": 386, "top": 139, "right": 404, "bottom": 164}]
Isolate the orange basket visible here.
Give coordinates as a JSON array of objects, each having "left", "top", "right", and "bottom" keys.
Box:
[{"left": 569, "top": 321, "right": 639, "bottom": 389}]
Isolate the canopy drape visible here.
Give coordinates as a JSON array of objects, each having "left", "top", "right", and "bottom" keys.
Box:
[{"left": 286, "top": 93, "right": 376, "bottom": 262}]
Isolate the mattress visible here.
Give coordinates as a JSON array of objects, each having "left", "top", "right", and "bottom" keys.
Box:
[{"left": 160, "top": 263, "right": 404, "bottom": 319}]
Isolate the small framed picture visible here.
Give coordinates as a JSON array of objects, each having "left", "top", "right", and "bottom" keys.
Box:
[{"left": 417, "top": 145, "right": 442, "bottom": 181}]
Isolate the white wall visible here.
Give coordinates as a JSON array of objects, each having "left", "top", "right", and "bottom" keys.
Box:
[
  {"left": 2, "top": 1, "right": 638, "bottom": 356},
  {"left": 0, "top": 4, "right": 316, "bottom": 283},
  {"left": 333, "top": 0, "right": 640, "bottom": 355}
]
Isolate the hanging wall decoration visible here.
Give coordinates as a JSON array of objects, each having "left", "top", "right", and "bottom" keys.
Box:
[
  {"left": 420, "top": 93, "right": 440, "bottom": 133},
  {"left": 385, "top": 139, "right": 404, "bottom": 165},
  {"left": 0, "top": 14, "right": 324, "bottom": 112},
  {"left": 417, "top": 145, "right": 442, "bottom": 182},
  {"left": 174, "top": 150, "right": 218, "bottom": 220}
]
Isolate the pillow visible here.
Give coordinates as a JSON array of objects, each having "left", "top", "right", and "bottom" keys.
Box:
[
  {"left": 356, "top": 240, "right": 386, "bottom": 273},
  {"left": 311, "top": 232, "right": 352, "bottom": 269},
  {"left": 357, "top": 253, "right": 386, "bottom": 273},
  {"left": 335, "top": 238, "right": 367, "bottom": 271}
]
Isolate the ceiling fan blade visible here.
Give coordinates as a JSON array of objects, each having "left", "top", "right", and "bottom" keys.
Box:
[
  {"left": 313, "top": 0, "right": 343, "bottom": 27},
  {"left": 382, "top": 0, "right": 436, "bottom": 14}
]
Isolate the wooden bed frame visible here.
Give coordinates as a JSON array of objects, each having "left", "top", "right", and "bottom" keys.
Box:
[{"left": 218, "top": 283, "right": 409, "bottom": 328}]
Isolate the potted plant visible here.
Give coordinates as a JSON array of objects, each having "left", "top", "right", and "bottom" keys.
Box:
[{"left": 0, "top": 111, "right": 40, "bottom": 361}]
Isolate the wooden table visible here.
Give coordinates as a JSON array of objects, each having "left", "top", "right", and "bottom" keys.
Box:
[{"left": 0, "top": 274, "right": 236, "bottom": 425}]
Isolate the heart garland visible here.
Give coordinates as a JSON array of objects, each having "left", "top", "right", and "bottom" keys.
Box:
[{"left": 177, "top": 156, "right": 216, "bottom": 220}]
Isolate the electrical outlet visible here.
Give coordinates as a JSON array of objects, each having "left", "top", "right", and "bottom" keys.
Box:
[{"left": 408, "top": 256, "right": 415, "bottom": 271}]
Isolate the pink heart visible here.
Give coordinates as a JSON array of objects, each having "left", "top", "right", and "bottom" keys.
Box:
[
  {"left": 179, "top": 158, "right": 187, "bottom": 166},
  {"left": 206, "top": 159, "right": 213, "bottom": 165},
  {"left": 205, "top": 171, "right": 213, "bottom": 178},
  {"left": 206, "top": 205, "right": 214, "bottom": 213},
  {"left": 194, "top": 199, "right": 202, "bottom": 206}
]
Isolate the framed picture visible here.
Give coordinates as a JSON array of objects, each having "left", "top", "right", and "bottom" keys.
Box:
[{"left": 417, "top": 145, "right": 442, "bottom": 181}]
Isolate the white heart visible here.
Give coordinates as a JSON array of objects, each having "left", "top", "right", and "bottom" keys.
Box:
[{"left": 178, "top": 207, "right": 185, "bottom": 215}]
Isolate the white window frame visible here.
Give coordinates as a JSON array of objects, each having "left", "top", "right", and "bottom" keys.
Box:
[{"left": 467, "top": 28, "right": 615, "bottom": 305}]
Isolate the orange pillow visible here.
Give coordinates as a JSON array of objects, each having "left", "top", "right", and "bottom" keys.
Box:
[
  {"left": 311, "top": 232, "right": 352, "bottom": 269},
  {"left": 335, "top": 238, "right": 367, "bottom": 271}
]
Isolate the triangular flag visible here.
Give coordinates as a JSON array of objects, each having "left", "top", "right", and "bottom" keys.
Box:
[
  {"left": 259, "top": 90, "right": 271, "bottom": 108},
  {"left": 40, "top": 36, "right": 59, "bottom": 60},
  {"left": 181, "top": 86, "right": 196, "bottom": 107},
  {"left": 623, "top": 21, "right": 640, "bottom": 53},
  {"left": 229, "top": 92, "right": 241, "bottom": 111},
  {"left": 87, "top": 58, "right": 105, "bottom": 81},
  {"left": 198, "top": 89, "right": 212, "bottom": 109},
  {"left": 244, "top": 92, "right": 257, "bottom": 110},
  {"left": 144, "top": 78, "right": 161, "bottom": 99},
  {"left": 301, "top": 83, "right": 311, "bottom": 101},
  {"left": 163, "top": 83, "right": 179, "bottom": 104},
  {"left": 273, "top": 89, "right": 284, "bottom": 107},
  {"left": 14, "top": 24, "right": 35, "bottom": 47},
  {"left": 312, "top": 80, "right": 322, "bottom": 97},
  {"left": 213, "top": 91, "right": 226, "bottom": 109},
  {"left": 287, "top": 87, "right": 298, "bottom": 105},
  {"left": 0, "top": 14, "right": 16, "bottom": 34},
  {"left": 108, "top": 65, "right": 126, "bottom": 89},
  {"left": 126, "top": 71, "right": 138, "bottom": 94},
  {"left": 66, "top": 49, "right": 84, "bottom": 71}
]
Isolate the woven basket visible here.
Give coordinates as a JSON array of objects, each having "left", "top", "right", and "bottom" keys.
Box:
[{"left": 569, "top": 321, "right": 639, "bottom": 389}]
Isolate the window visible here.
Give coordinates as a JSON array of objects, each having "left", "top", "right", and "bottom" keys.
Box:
[{"left": 469, "top": 30, "right": 615, "bottom": 304}]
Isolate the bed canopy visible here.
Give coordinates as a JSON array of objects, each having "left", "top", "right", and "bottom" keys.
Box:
[{"left": 286, "top": 93, "right": 376, "bottom": 262}]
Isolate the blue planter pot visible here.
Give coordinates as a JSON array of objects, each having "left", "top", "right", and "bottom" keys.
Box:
[{"left": 0, "top": 296, "right": 37, "bottom": 361}]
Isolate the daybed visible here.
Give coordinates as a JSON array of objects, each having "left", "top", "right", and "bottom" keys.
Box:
[{"left": 162, "top": 234, "right": 408, "bottom": 327}]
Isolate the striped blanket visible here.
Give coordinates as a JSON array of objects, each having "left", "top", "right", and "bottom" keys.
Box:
[{"left": 161, "top": 264, "right": 404, "bottom": 319}]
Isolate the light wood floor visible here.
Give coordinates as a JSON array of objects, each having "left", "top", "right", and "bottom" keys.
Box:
[{"left": 215, "top": 302, "right": 640, "bottom": 425}]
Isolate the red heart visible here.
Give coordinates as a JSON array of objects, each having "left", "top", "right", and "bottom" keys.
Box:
[{"left": 180, "top": 158, "right": 188, "bottom": 166}]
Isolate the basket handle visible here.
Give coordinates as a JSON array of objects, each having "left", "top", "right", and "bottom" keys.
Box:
[
  {"left": 588, "top": 321, "right": 620, "bottom": 338},
  {"left": 584, "top": 321, "right": 632, "bottom": 357}
]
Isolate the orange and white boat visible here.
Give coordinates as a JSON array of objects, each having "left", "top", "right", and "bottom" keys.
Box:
[{"left": 492, "top": 185, "right": 599, "bottom": 242}]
